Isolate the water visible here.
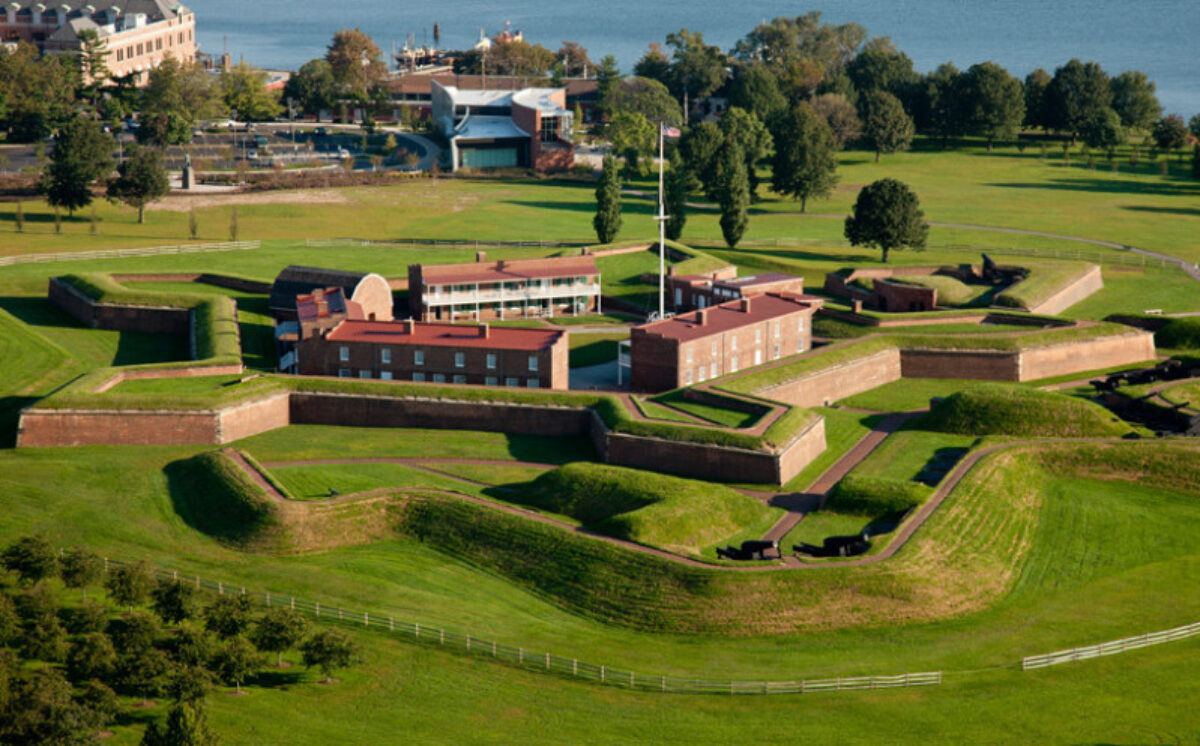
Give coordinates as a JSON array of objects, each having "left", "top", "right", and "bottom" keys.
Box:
[{"left": 193, "top": 0, "right": 1200, "bottom": 115}]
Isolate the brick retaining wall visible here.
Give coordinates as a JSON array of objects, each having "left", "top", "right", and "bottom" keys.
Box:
[
  {"left": 48, "top": 278, "right": 191, "bottom": 334},
  {"left": 761, "top": 348, "right": 904, "bottom": 408},
  {"left": 1025, "top": 264, "right": 1103, "bottom": 315},
  {"left": 1017, "top": 331, "right": 1156, "bottom": 381}
]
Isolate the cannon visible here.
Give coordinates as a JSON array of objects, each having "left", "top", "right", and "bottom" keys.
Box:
[
  {"left": 716, "top": 540, "right": 781, "bottom": 561},
  {"left": 794, "top": 533, "right": 872, "bottom": 558}
]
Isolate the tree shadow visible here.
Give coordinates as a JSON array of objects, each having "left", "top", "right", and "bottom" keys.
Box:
[
  {"left": 503, "top": 198, "right": 658, "bottom": 217},
  {"left": 914, "top": 446, "right": 970, "bottom": 486},
  {"left": 112, "top": 331, "right": 188, "bottom": 366},
  {"left": 0, "top": 295, "right": 82, "bottom": 329},
  {"left": 251, "top": 668, "right": 307, "bottom": 689},
  {"left": 502, "top": 434, "right": 595, "bottom": 464},
  {"left": 986, "top": 178, "right": 1200, "bottom": 198},
  {"left": 1122, "top": 204, "right": 1200, "bottom": 218}
]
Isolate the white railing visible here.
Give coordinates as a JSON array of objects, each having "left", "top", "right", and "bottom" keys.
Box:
[
  {"left": 1021, "top": 620, "right": 1200, "bottom": 670},
  {"left": 0, "top": 241, "right": 261, "bottom": 267},
  {"left": 429, "top": 283, "right": 601, "bottom": 306}
]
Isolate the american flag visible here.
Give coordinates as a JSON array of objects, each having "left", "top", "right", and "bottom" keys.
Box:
[{"left": 661, "top": 123, "right": 682, "bottom": 138}]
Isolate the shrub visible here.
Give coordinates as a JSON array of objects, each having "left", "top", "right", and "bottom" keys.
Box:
[{"left": 826, "top": 474, "right": 931, "bottom": 515}]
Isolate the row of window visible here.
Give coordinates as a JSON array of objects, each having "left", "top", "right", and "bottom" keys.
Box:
[
  {"left": 337, "top": 369, "right": 541, "bottom": 388},
  {"left": 683, "top": 341, "right": 801, "bottom": 385},
  {"left": 432, "top": 277, "right": 594, "bottom": 294},
  {"left": 683, "top": 318, "right": 804, "bottom": 364},
  {"left": 112, "top": 30, "right": 189, "bottom": 62},
  {"left": 339, "top": 346, "right": 539, "bottom": 371}
]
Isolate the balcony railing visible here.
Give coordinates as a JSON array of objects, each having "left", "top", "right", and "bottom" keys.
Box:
[{"left": 428, "top": 282, "right": 601, "bottom": 307}]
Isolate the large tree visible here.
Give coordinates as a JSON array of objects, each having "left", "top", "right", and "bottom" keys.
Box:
[
  {"left": 592, "top": 55, "right": 623, "bottom": 119},
  {"left": 663, "top": 29, "right": 726, "bottom": 124},
  {"left": 919, "top": 63, "right": 965, "bottom": 147},
  {"left": 2, "top": 535, "right": 59, "bottom": 585},
  {"left": 326, "top": 28, "right": 387, "bottom": 99},
  {"left": 104, "top": 560, "right": 153, "bottom": 613},
  {"left": 678, "top": 121, "right": 723, "bottom": 199},
  {"left": 283, "top": 59, "right": 339, "bottom": 117},
  {"left": 809, "top": 93, "right": 861, "bottom": 149},
  {"left": 141, "top": 701, "right": 219, "bottom": 746},
  {"left": 251, "top": 608, "right": 310, "bottom": 667},
  {"left": 203, "top": 594, "right": 253, "bottom": 639},
  {"left": 716, "top": 142, "right": 749, "bottom": 248},
  {"left": 149, "top": 578, "right": 200, "bottom": 625},
  {"left": 632, "top": 43, "right": 671, "bottom": 84},
  {"left": 300, "top": 629, "right": 358, "bottom": 683},
  {"left": 726, "top": 64, "right": 787, "bottom": 123},
  {"left": 959, "top": 61, "right": 1025, "bottom": 150},
  {"left": 846, "top": 37, "right": 918, "bottom": 105},
  {"left": 602, "top": 77, "right": 682, "bottom": 126},
  {"left": 59, "top": 547, "right": 103, "bottom": 601},
  {"left": 141, "top": 56, "right": 225, "bottom": 141},
  {"left": 1152, "top": 114, "right": 1188, "bottom": 156},
  {"left": 664, "top": 149, "right": 688, "bottom": 240},
  {"left": 221, "top": 62, "right": 283, "bottom": 121},
  {"left": 213, "top": 637, "right": 261, "bottom": 694},
  {"left": 1045, "top": 59, "right": 1112, "bottom": 142},
  {"left": 1080, "top": 107, "right": 1125, "bottom": 151},
  {"left": 107, "top": 144, "right": 169, "bottom": 224},
  {"left": 844, "top": 178, "right": 928, "bottom": 262},
  {"left": 593, "top": 155, "right": 622, "bottom": 243},
  {"left": 770, "top": 102, "right": 838, "bottom": 212},
  {"left": 606, "top": 111, "right": 656, "bottom": 173},
  {"left": 0, "top": 42, "right": 78, "bottom": 141},
  {"left": 1110, "top": 71, "right": 1161, "bottom": 131},
  {"left": 861, "top": 90, "right": 915, "bottom": 162},
  {"left": 719, "top": 107, "right": 772, "bottom": 200},
  {"left": 733, "top": 12, "right": 865, "bottom": 79},
  {"left": 555, "top": 41, "right": 593, "bottom": 78},
  {"left": 1023, "top": 68, "right": 1053, "bottom": 130},
  {"left": 41, "top": 116, "right": 115, "bottom": 215}
]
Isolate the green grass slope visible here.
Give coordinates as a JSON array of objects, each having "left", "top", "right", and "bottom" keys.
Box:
[
  {"left": 520, "top": 463, "right": 780, "bottom": 555},
  {"left": 916, "top": 384, "right": 1131, "bottom": 437}
]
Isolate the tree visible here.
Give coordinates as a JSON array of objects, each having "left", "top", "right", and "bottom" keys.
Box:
[
  {"left": 60, "top": 547, "right": 103, "bottom": 601},
  {"left": 719, "top": 107, "right": 772, "bottom": 201},
  {"left": 117, "top": 647, "right": 172, "bottom": 707},
  {"left": 41, "top": 116, "right": 115, "bottom": 215},
  {"left": 1023, "top": 68, "right": 1052, "bottom": 130},
  {"left": 844, "top": 178, "right": 929, "bottom": 262},
  {"left": 862, "top": 90, "right": 915, "bottom": 162},
  {"left": 109, "top": 610, "right": 159, "bottom": 657},
  {"left": 167, "top": 665, "right": 214, "bottom": 705},
  {"left": 326, "top": 28, "right": 386, "bottom": 100},
  {"left": 726, "top": 64, "right": 786, "bottom": 123},
  {"left": 166, "top": 623, "right": 217, "bottom": 669},
  {"left": 846, "top": 37, "right": 918, "bottom": 105},
  {"left": 1152, "top": 114, "right": 1188, "bottom": 156},
  {"left": 203, "top": 594, "right": 253, "bottom": 639},
  {"left": 918, "top": 63, "right": 965, "bottom": 147},
  {"left": 1045, "top": 59, "right": 1112, "bottom": 142},
  {"left": 771, "top": 102, "right": 838, "bottom": 212},
  {"left": 107, "top": 144, "right": 169, "bottom": 224},
  {"left": 1190, "top": 114, "right": 1200, "bottom": 140},
  {"left": 220, "top": 62, "right": 283, "bottom": 121},
  {"left": 632, "top": 43, "right": 671, "bottom": 84},
  {"left": 607, "top": 111, "right": 656, "bottom": 173},
  {"left": 151, "top": 579, "right": 200, "bottom": 625},
  {"left": 140, "top": 701, "right": 219, "bottom": 746},
  {"left": 65, "top": 601, "right": 109, "bottom": 635},
  {"left": 0, "top": 668, "right": 95, "bottom": 745},
  {"left": 74, "top": 679, "right": 119, "bottom": 735},
  {"left": 1110, "top": 71, "right": 1161, "bottom": 131},
  {"left": 283, "top": 59, "right": 338, "bottom": 117},
  {"left": 601, "top": 77, "right": 682, "bottom": 127},
  {"left": 593, "top": 55, "right": 623, "bottom": 119},
  {"left": 251, "top": 608, "right": 310, "bottom": 667},
  {"left": 809, "top": 93, "right": 861, "bottom": 149},
  {"left": 664, "top": 149, "right": 688, "bottom": 240},
  {"left": 141, "top": 56, "right": 225, "bottom": 142},
  {"left": 555, "top": 41, "right": 593, "bottom": 78},
  {"left": 213, "top": 637, "right": 261, "bottom": 694},
  {"left": 16, "top": 584, "right": 68, "bottom": 662},
  {"left": 76, "top": 29, "right": 110, "bottom": 103},
  {"left": 299, "top": 629, "right": 358, "bottom": 682},
  {"left": 66, "top": 632, "right": 117, "bottom": 682},
  {"left": 733, "top": 12, "right": 865, "bottom": 79},
  {"left": 959, "top": 62, "right": 1025, "bottom": 150},
  {"left": 105, "top": 561, "right": 153, "bottom": 613},
  {"left": 716, "top": 142, "right": 749, "bottom": 248},
  {"left": 0, "top": 595, "right": 20, "bottom": 647},
  {"left": 593, "top": 155, "right": 622, "bottom": 243},
  {"left": 678, "top": 121, "right": 723, "bottom": 198},
  {"left": 2, "top": 535, "right": 59, "bottom": 585},
  {"left": 1192, "top": 145, "right": 1200, "bottom": 180},
  {"left": 136, "top": 111, "right": 192, "bottom": 148},
  {"left": 1080, "top": 107, "right": 1125, "bottom": 151},
  {"left": 663, "top": 29, "right": 726, "bottom": 123}
]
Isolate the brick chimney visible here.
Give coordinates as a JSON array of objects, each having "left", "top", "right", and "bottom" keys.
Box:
[
  {"left": 478, "top": 323, "right": 490, "bottom": 339},
  {"left": 667, "top": 266, "right": 676, "bottom": 277},
  {"left": 476, "top": 251, "right": 487, "bottom": 263},
  {"left": 404, "top": 319, "right": 415, "bottom": 334},
  {"left": 740, "top": 297, "right": 752, "bottom": 313},
  {"left": 697, "top": 309, "right": 708, "bottom": 326}
]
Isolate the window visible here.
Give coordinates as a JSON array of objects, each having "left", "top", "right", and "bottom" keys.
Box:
[
  {"left": 505, "top": 377, "right": 519, "bottom": 387},
  {"left": 773, "top": 321, "right": 780, "bottom": 339},
  {"left": 380, "top": 348, "right": 391, "bottom": 364},
  {"left": 731, "top": 335, "right": 737, "bottom": 350},
  {"left": 730, "top": 357, "right": 739, "bottom": 373},
  {"left": 710, "top": 362, "right": 717, "bottom": 379},
  {"left": 136, "top": 43, "right": 143, "bottom": 55},
  {"left": 413, "top": 372, "right": 426, "bottom": 382},
  {"left": 698, "top": 366, "right": 706, "bottom": 382},
  {"left": 773, "top": 344, "right": 781, "bottom": 360},
  {"left": 754, "top": 349, "right": 763, "bottom": 365},
  {"left": 116, "top": 48, "right": 122, "bottom": 61},
  {"left": 453, "top": 374, "right": 466, "bottom": 384},
  {"left": 338, "top": 368, "right": 350, "bottom": 378},
  {"left": 540, "top": 115, "right": 559, "bottom": 142},
  {"left": 432, "top": 373, "right": 446, "bottom": 383},
  {"left": 381, "top": 371, "right": 393, "bottom": 380},
  {"left": 528, "top": 355, "right": 538, "bottom": 372},
  {"left": 454, "top": 352, "right": 465, "bottom": 368},
  {"left": 486, "top": 353, "right": 497, "bottom": 369},
  {"left": 685, "top": 369, "right": 693, "bottom": 385},
  {"left": 338, "top": 346, "right": 349, "bottom": 362},
  {"left": 155, "top": 38, "right": 162, "bottom": 50},
  {"left": 797, "top": 317, "right": 805, "bottom": 334},
  {"left": 359, "top": 370, "right": 371, "bottom": 379},
  {"left": 755, "top": 328, "right": 762, "bottom": 344},
  {"left": 685, "top": 347, "right": 693, "bottom": 364},
  {"left": 485, "top": 376, "right": 498, "bottom": 386},
  {"left": 414, "top": 350, "right": 424, "bottom": 365},
  {"left": 526, "top": 378, "right": 540, "bottom": 388},
  {"left": 798, "top": 338, "right": 805, "bottom": 354},
  {"left": 711, "top": 340, "right": 718, "bottom": 355}
]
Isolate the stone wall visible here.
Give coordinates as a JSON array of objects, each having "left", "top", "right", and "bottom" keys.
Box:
[
  {"left": 900, "top": 348, "right": 1020, "bottom": 380},
  {"left": 17, "top": 408, "right": 219, "bottom": 447},
  {"left": 217, "top": 394, "right": 292, "bottom": 442},
  {"left": 48, "top": 278, "right": 191, "bottom": 334},
  {"left": 1025, "top": 264, "right": 1104, "bottom": 315},
  {"left": 289, "top": 393, "right": 592, "bottom": 436},
  {"left": 1017, "top": 330, "right": 1156, "bottom": 381},
  {"left": 874, "top": 279, "right": 937, "bottom": 312},
  {"left": 761, "top": 348, "right": 903, "bottom": 408}
]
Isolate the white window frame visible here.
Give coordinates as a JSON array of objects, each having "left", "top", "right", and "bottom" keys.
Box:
[
  {"left": 685, "top": 368, "right": 693, "bottom": 385},
  {"left": 338, "top": 368, "right": 350, "bottom": 378},
  {"left": 526, "top": 378, "right": 540, "bottom": 388},
  {"left": 381, "top": 371, "right": 393, "bottom": 380},
  {"left": 505, "top": 377, "right": 519, "bottom": 387},
  {"left": 453, "top": 374, "right": 467, "bottom": 384},
  {"left": 359, "top": 370, "right": 371, "bottom": 379},
  {"left": 432, "top": 373, "right": 446, "bottom": 383},
  {"left": 485, "top": 376, "right": 498, "bottom": 386},
  {"left": 528, "top": 355, "right": 538, "bottom": 371},
  {"left": 414, "top": 349, "right": 424, "bottom": 366},
  {"left": 380, "top": 348, "right": 391, "bottom": 364},
  {"left": 338, "top": 345, "right": 349, "bottom": 362},
  {"left": 413, "top": 372, "right": 425, "bottom": 382},
  {"left": 486, "top": 353, "right": 497, "bottom": 369},
  {"left": 454, "top": 352, "right": 465, "bottom": 368}
]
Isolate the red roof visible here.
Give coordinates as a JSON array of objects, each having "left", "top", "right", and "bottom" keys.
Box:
[
  {"left": 325, "top": 320, "right": 564, "bottom": 351},
  {"left": 417, "top": 255, "right": 598, "bottom": 285},
  {"left": 296, "top": 287, "right": 364, "bottom": 322},
  {"left": 718, "top": 273, "right": 803, "bottom": 289},
  {"left": 634, "top": 293, "right": 822, "bottom": 342}
]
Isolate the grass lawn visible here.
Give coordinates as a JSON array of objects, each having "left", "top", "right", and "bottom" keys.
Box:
[
  {"left": 551, "top": 312, "right": 640, "bottom": 326},
  {"left": 236, "top": 425, "right": 597, "bottom": 465},
  {"left": 839, "top": 378, "right": 982, "bottom": 412},
  {"left": 596, "top": 248, "right": 682, "bottom": 307},
  {"left": 849, "top": 430, "right": 980, "bottom": 485},
  {"left": 568, "top": 331, "right": 628, "bottom": 368},
  {"left": 634, "top": 397, "right": 700, "bottom": 424},
  {"left": 420, "top": 462, "right": 552, "bottom": 486},
  {"left": 780, "top": 408, "right": 883, "bottom": 492},
  {"left": 649, "top": 389, "right": 762, "bottom": 428},
  {"left": 267, "top": 462, "right": 484, "bottom": 500},
  {"left": 780, "top": 510, "right": 877, "bottom": 554}
]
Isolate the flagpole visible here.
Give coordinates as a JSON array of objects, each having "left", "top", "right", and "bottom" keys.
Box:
[{"left": 657, "top": 122, "right": 666, "bottom": 320}]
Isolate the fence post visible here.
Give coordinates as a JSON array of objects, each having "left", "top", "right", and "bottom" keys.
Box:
[
  {"left": 573, "top": 659, "right": 578, "bottom": 676},
  {"left": 440, "top": 629, "right": 445, "bottom": 644},
  {"left": 103, "top": 557, "right": 109, "bottom": 572},
  {"left": 196, "top": 575, "right": 201, "bottom": 590},
  {"left": 493, "top": 641, "right": 497, "bottom": 657},
  {"left": 414, "top": 623, "right": 420, "bottom": 638},
  {"left": 630, "top": 671, "right": 634, "bottom": 688},
  {"left": 338, "top": 608, "right": 343, "bottom": 621},
  {"left": 466, "top": 635, "right": 471, "bottom": 652},
  {"left": 315, "top": 602, "right": 320, "bottom": 617},
  {"left": 661, "top": 675, "right": 666, "bottom": 692},
  {"left": 218, "top": 582, "right": 223, "bottom": 594},
  {"left": 389, "top": 616, "right": 394, "bottom": 632},
  {"left": 290, "top": 597, "right": 295, "bottom": 610},
  {"left": 545, "top": 652, "right": 550, "bottom": 670},
  {"left": 265, "top": 591, "right": 270, "bottom": 607},
  {"left": 364, "top": 612, "right": 368, "bottom": 626},
  {"left": 518, "top": 647, "right": 523, "bottom": 664},
  {"left": 172, "top": 570, "right": 178, "bottom": 582},
  {"left": 600, "top": 665, "right": 605, "bottom": 683}
]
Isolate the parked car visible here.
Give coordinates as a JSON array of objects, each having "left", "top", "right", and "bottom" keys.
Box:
[
  {"left": 253, "top": 134, "right": 269, "bottom": 147},
  {"left": 314, "top": 127, "right": 327, "bottom": 136},
  {"left": 246, "top": 150, "right": 259, "bottom": 160}
]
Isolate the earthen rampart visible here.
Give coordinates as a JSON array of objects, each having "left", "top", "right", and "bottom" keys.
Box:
[
  {"left": 48, "top": 278, "right": 191, "bottom": 334},
  {"left": 1025, "top": 264, "right": 1104, "bottom": 315}
]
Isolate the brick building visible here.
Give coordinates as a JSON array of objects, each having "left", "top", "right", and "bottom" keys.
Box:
[
  {"left": 666, "top": 267, "right": 806, "bottom": 312},
  {"left": 408, "top": 254, "right": 600, "bottom": 322},
  {"left": 1, "top": 0, "right": 196, "bottom": 83},
  {"left": 295, "top": 318, "right": 568, "bottom": 390},
  {"left": 431, "top": 80, "right": 574, "bottom": 171},
  {"left": 268, "top": 265, "right": 394, "bottom": 322},
  {"left": 630, "top": 293, "right": 822, "bottom": 393},
  {"left": 389, "top": 72, "right": 599, "bottom": 122}
]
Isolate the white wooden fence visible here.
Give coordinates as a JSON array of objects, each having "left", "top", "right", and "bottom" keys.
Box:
[
  {"left": 1021, "top": 620, "right": 1200, "bottom": 670},
  {"left": 111, "top": 557, "right": 941, "bottom": 696},
  {"left": 0, "top": 241, "right": 261, "bottom": 267}
]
